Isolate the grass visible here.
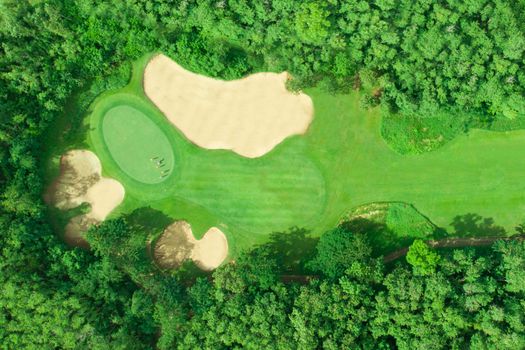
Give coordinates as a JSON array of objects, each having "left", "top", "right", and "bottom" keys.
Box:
[
  {"left": 341, "top": 202, "right": 439, "bottom": 256},
  {"left": 44, "top": 52, "right": 525, "bottom": 259},
  {"left": 308, "top": 90, "right": 525, "bottom": 236},
  {"left": 102, "top": 104, "right": 175, "bottom": 184},
  {"left": 381, "top": 105, "right": 525, "bottom": 155},
  {"left": 380, "top": 108, "right": 472, "bottom": 154},
  {"left": 86, "top": 54, "right": 326, "bottom": 257}
]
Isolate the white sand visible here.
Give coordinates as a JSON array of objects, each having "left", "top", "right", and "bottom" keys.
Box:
[
  {"left": 84, "top": 178, "right": 125, "bottom": 220},
  {"left": 154, "top": 221, "right": 228, "bottom": 270},
  {"left": 45, "top": 150, "right": 125, "bottom": 245},
  {"left": 144, "top": 54, "right": 314, "bottom": 158}
]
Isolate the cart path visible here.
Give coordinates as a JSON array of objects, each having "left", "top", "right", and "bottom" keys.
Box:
[{"left": 383, "top": 234, "right": 525, "bottom": 263}]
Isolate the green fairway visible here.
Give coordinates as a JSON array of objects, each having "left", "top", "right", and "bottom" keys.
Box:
[
  {"left": 102, "top": 105, "right": 174, "bottom": 184},
  {"left": 307, "top": 91, "right": 525, "bottom": 236},
  {"left": 91, "top": 91, "right": 327, "bottom": 244},
  {"left": 82, "top": 54, "right": 525, "bottom": 256}
]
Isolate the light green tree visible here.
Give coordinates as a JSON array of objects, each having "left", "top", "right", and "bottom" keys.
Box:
[
  {"left": 406, "top": 239, "right": 440, "bottom": 275},
  {"left": 295, "top": 2, "right": 330, "bottom": 45}
]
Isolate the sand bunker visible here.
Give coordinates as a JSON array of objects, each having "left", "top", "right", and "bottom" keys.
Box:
[
  {"left": 154, "top": 221, "right": 228, "bottom": 270},
  {"left": 144, "top": 54, "right": 314, "bottom": 158},
  {"left": 45, "top": 150, "right": 125, "bottom": 246}
]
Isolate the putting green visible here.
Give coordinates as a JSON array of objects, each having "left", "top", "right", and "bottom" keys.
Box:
[{"left": 102, "top": 105, "right": 174, "bottom": 184}]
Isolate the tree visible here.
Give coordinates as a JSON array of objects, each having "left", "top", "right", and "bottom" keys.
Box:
[
  {"left": 406, "top": 239, "right": 440, "bottom": 275},
  {"left": 493, "top": 240, "right": 525, "bottom": 294},
  {"left": 307, "top": 227, "right": 373, "bottom": 279},
  {"left": 295, "top": 2, "right": 331, "bottom": 45}
]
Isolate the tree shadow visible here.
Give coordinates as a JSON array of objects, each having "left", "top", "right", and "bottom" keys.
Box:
[
  {"left": 45, "top": 202, "right": 91, "bottom": 247},
  {"left": 515, "top": 224, "right": 525, "bottom": 235},
  {"left": 340, "top": 217, "right": 445, "bottom": 257},
  {"left": 121, "top": 207, "right": 217, "bottom": 282},
  {"left": 120, "top": 207, "right": 183, "bottom": 277},
  {"left": 260, "top": 227, "right": 319, "bottom": 274},
  {"left": 450, "top": 213, "right": 506, "bottom": 237},
  {"left": 172, "top": 260, "right": 210, "bottom": 284},
  {"left": 341, "top": 218, "right": 391, "bottom": 256},
  {"left": 122, "top": 207, "right": 174, "bottom": 238}
]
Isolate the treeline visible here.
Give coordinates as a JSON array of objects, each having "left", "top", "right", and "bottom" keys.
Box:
[
  {"left": 165, "top": 229, "right": 525, "bottom": 349},
  {"left": 2, "top": 0, "right": 525, "bottom": 348},
  {"left": 1, "top": 1, "right": 160, "bottom": 348},
  {"left": 4, "top": 210, "right": 525, "bottom": 348},
  {"left": 150, "top": 0, "right": 525, "bottom": 119},
  {"left": 67, "top": 221, "right": 525, "bottom": 349}
]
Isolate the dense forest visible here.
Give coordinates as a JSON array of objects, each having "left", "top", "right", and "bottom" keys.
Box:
[
  {"left": 2, "top": 0, "right": 525, "bottom": 348},
  {"left": 5, "top": 216, "right": 525, "bottom": 349}
]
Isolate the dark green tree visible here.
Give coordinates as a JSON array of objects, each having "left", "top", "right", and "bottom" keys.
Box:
[{"left": 307, "top": 227, "right": 374, "bottom": 279}]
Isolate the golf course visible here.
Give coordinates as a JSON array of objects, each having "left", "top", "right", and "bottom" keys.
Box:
[
  {"left": 8, "top": 2, "right": 525, "bottom": 347},
  {"left": 47, "top": 53, "right": 525, "bottom": 264}
]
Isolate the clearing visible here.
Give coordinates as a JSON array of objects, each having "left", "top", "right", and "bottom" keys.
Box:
[{"left": 45, "top": 52, "right": 525, "bottom": 268}]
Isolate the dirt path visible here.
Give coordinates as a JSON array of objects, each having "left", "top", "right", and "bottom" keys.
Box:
[
  {"left": 383, "top": 234, "right": 525, "bottom": 263},
  {"left": 280, "top": 274, "right": 318, "bottom": 284},
  {"left": 276, "top": 235, "right": 525, "bottom": 284}
]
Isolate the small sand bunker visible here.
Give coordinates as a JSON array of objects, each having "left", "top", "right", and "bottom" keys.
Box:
[
  {"left": 154, "top": 221, "right": 228, "bottom": 270},
  {"left": 144, "top": 54, "right": 314, "bottom": 158},
  {"left": 45, "top": 150, "right": 125, "bottom": 246}
]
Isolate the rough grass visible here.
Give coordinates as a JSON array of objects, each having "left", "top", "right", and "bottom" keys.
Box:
[
  {"left": 382, "top": 106, "right": 525, "bottom": 155},
  {"left": 380, "top": 108, "right": 472, "bottom": 154},
  {"left": 340, "top": 202, "right": 438, "bottom": 256},
  {"left": 45, "top": 52, "right": 525, "bottom": 259}
]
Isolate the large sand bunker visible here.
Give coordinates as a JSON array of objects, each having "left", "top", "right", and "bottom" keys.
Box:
[
  {"left": 45, "top": 150, "right": 125, "bottom": 246},
  {"left": 154, "top": 221, "right": 228, "bottom": 270},
  {"left": 144, "top": 54, "right": 314, "bottom": 158}
]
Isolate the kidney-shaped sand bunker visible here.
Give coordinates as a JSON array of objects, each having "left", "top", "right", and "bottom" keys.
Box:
[
  {"left": 154, "top": 221, "right": 228, "bottom": 270},
  {"left": 144, "top": 54, "right": 314, "bottom": 158},
  {"left": 45, "top": 150, "right": 125, "bottom": 246},
  {"left": 102, "top": 105, "right": 174, "bottom": 184}
]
